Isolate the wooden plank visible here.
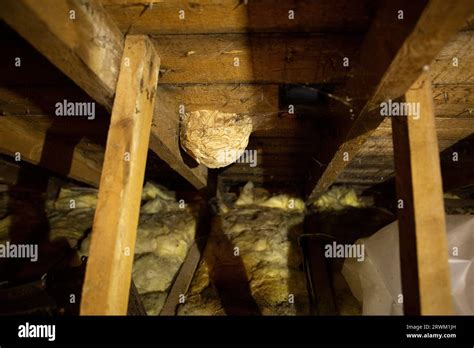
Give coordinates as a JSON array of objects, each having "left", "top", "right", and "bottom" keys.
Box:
[
  {"left": 153, "top": 34, "right": 360, "bottom": 84},
  {"left": 345, "top": 137, "right": 466, "bottom": 159},
  {"left": 155, "top": 84, "right": 312, "bottom": 137},
  {"left": 430, "top": 31, "right": 474, "bottom": 84},
  {"left": 157, "top": 84, "right": 279, "bottom": 117},
  {"left": 0, "top": 116, "right": 103, "bottom": 186},
  {"left": 391, "top": 73, "right": 452, "bottom": 315},
  {"left": 149, "top": 107, "right": 208, "bottom": 191},
  {"left": 1, "top": 0, "right": 124, "bottom": 110},
  {"left": 300, "top": 230, "right": 337, "bottom": 315},
  {"left": 149, "top": 83, "right": 305, "bottom": 190},
  {"left": 80, "top": 35, "right": 160, "bottom": 315},
  {"left": 102, "top": 0, "right": 373, "bottom": 34},
  {"left": 339, "top": 117, "right": 473, "bottom": 187},
  {"left": 0, "top": 86, "right": 108, "bottom": 118},
  {"left": 159, "top": 199, "right": 209, "bottom": 316},
  {"left": 373, "top": 117, "right": 474, "bottom": 141},
  {"left": 221, "top": 164, "right": 307, "bottom": 176},
  {"left": 159, "top": 242, "right": 202, "bottom": 315},
  {"left": 0, "top": 157, "right": 21, "bottom": 185},
  {"left": 306, "top": 0, "right": 474, "bottom": 202},
  {"left": 220, "top": 173, "right": 305, "bottom": 184},
  {"left": 433, "top": 84, "right": 474, "bottom": 117},
  {"left": 0, "top": 64, "right": 208, "bottom": 192}
]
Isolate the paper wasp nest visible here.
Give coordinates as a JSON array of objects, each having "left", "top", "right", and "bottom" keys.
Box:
[{"left": 180, "top": 110, "right": 253, "bottom": 168}]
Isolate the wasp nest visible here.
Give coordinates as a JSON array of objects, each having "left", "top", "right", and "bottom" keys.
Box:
[{"left": 180, "top": 110, "right": 253, "bottom": 168}]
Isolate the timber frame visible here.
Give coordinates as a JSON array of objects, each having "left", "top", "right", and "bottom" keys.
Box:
[{"left": 0, "top": 0, "right": 473, "bottom": 315}]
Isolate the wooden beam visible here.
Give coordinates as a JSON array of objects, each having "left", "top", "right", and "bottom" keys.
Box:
[
  {"left": 391, "top": 73, "right": 452, "bottom": 315},
  {"left": 0, "top": 85, "right": 207, "bottom": 190},
  {"left": 149, "top": 82, "right": 311, "bottom": 190},
  {"left": 159, "top": 200, "right": 210, "bottom": 315},
  {"left": 0, "top": 0, "right": 124, "bottom": 110},
  {"left": 102, "top": 0, "right": 373, "bottom": 34},
  {"left": 306, "top": 0, "right": 474, "bottom": 202},
  {"left": 152, "top": 34, "right": 360, "bottom": 84},
  {"left": 0, "top": 116, "right": 103, "bottom": 187},
  {"left": 149, "top": 114, "right": 208, "bottom": 191},
  {"left": 80, "top": 35, "right": 160, "bottom": 315},
  {"left": 430, "top": 31, "right": 474, "bottom": 84},
  {"left": 156, "top": 84, "right": 311, "bottom": 136},
  {"left": 433, "top": 84, "right": 474, "bottom": 117},
  {"left": 159, "top": 242, "right": 201, "bottom": 315},
  {"left": 300, "top": 228, "right": 337, "bottom": 315},
  {"left": 334, "top": 115, "right": 474, "bottom": 186}
]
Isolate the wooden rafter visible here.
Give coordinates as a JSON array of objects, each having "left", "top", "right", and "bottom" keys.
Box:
[
  {"left": 306, "top": 0, "right": 474, "bottom": 202},
  {"left": 0, "top": 0, "right": 123, "bottom": 111},
  {"left": 80, "top": 35, "right": 160, "bottom": 315},
  {"left": 0, "top": 116, "right": 103, "bottom": 187},
  {"left": 102, "top": 0, "right": 373, "bottom": 35},
  {"left": 392, "top": 73, "right": 452, "bottom": 315}
]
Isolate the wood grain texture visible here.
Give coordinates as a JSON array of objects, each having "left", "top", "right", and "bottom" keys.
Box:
[
  {"left": 80, "top": 35, "right": 160, "bottom": 315},
  {"left": 430, "top": 31, "right": 474, "bottom": 84},
  {"left": 337, "top": 116, "right": 473, "bottom": 185},
  {"left": 391, "top": 73, "right": 452, "bottom": 315},
  {"left": 149, "top": 99, "right": 208, "bottom": 191},
  {"left": 372, "top": 118, "right": 474, "bottom": 142},
  {"left": 155, "top": 84, "right": 311, "bottom": 136},
  {"left": 0, "top": 0, "right": 124, "bottom": 110},
  {"left": 159, "top": 242, "right": 202, "bottom": 315},
  {"left": 433, "top": 84, "right": 474, "bottom": 118},
  {"left": 0, "top": 116, "right": 103, "bottom": 186},
  {"left": 101, "top": 0, "right": 373, "bottom": 34},
  {"left": 152, "top": 34, "right": 360, "bottom": 84},
  {"left": 306, "top": 0, "right": 474, "bottom": 202}
]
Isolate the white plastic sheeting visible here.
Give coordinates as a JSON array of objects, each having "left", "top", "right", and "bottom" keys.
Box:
[{"left": 342, "top": 215, "right": 474, "bottom": 315}]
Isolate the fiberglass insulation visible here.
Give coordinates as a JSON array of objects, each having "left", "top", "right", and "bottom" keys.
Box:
[
  {"left": 178, "top": 182, "right": 310, "bottom": 315},
  {"left": 0, "top": 182, "right": 197, "bottom": 315}
]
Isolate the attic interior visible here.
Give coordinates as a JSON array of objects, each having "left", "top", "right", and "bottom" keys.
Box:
[{"left": 0, "top": 0, "right": 473, "bottom": 317}]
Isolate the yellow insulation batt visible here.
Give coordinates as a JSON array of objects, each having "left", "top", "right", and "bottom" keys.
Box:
[
  {"left": 178, "top": 182, "right": 310, "bottom": 315},
  {"left": 0, "top": 182, "right": 198, "bottom": 316}
]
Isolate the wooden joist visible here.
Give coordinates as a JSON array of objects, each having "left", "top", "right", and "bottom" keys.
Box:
[
  {"left": 306, "top": 0, "right": 474, "bottom": 202},
  {"left": 148, "top": 125, "right": 208, "bottom": 191},
  {"left": 102, "top": 0, "right": 373, "bottom": 34},
  {"left": 152, "top": 34, "right": 360, "bottom": 84},
  {"left": 80, "top": 35, "right": 160, "bottom": 315},
  {"left": 156, "top": 84, "right": 312, "bottom": 136},
  {"left": 391, "top": 73, "right": 452, "bottom": 315},
  {"left": 0, "top": 0, "right": 124, "bottom": 111},
  {"left": 0, "top": 116, "right": 104, "bottom": 187},
  {"left": 0, "top": 86, "right": 107, "bottom": 118}
]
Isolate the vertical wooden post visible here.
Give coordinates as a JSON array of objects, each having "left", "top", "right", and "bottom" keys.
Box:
[
  {"left": 391, "top": 72, "right": 452, "bottom": 315},
  {"left": 80, "top": 35, "right": 160, "bottom": 315}
]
